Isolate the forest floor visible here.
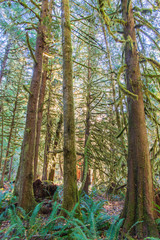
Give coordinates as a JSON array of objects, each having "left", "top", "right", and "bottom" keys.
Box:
[
  {"left": 0, "top": 182, "right": 125, "bottom": 239},
  {"left": 93, "top": 194, "right": 124, "bottom": 222}
]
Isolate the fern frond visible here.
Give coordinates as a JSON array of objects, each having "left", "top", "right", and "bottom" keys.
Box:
[{"left": 29, "top": 202, "right": 43, "bottom": 227}]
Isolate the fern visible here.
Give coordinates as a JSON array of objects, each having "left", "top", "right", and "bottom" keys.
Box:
[
  {"left": 1, "top": 195, "right": 114, "bottom": 240},
  {"left": 29, "top": 202, "right": 43, "bottom": 226},
  {"left": 105, "top": 218, "right": 124, "bottom": 240},
  {"left": 144, "top": 238, "right": 160, "bottom": 240},
  {"left": 2, "top": 224, "right": 18, "bottom": 240},
  {"left": 71, "top": 226, "right": 88, "bottom": 240}
]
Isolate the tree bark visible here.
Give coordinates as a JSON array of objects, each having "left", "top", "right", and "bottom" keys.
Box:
[
  {"left": 61, "top": 0, "right": 79, "bottom": 215},
  {"left": 83, "top": 36, "right": 91, "bottom": 195},
  {"left": 121, "top": 0, "right": 159, "bottom": 238},
  {"left": 42, "top": 79, "right": 53, "bottom": 180},
  {"left": 8, "top": 155, "right": 13, "bottom": 182},
  {"left": 34, "top": 56, "right": 48, "bottom": 180},
  {"left": 48, "top": 113, "right": 63, "bottom": 181},
  {"left": 15, "top": 0, "right": 49, "bottom": 212},
  {"left": 34, "top": 0, "right": 53, "bottom": 181}
]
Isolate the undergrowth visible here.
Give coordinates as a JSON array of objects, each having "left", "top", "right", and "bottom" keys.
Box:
[
  {"left": 0, "top": 190, "right": 160, "bottom": 239},
  {"left": 0, "top": 193, "right": 125, "bottom": 240}
]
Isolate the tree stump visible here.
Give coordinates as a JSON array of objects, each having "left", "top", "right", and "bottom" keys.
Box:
[{"left": 33, "top": 179, "right": 57, "bottom": 202}]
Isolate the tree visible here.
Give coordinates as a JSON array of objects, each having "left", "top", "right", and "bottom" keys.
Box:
[
  {"left": 61, "top": 0, "right": 79, "bottom": 215},
  {"left": 42, "top": 78, "right": 53, "bottom": 180},
  {"left": 48, "top": 113, "right": 63, "bottom": 181},
  {"left": 14, "top": 0, "right": 49, "bottom": 211},
  {"left": 120, "top": 0, "right": 159, "bottom": 237},
  {"left": 34, "top": 0, "right": 53, "bottom": 181}
]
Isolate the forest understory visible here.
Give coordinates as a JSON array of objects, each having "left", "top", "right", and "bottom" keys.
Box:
[{"left": 0, "top": 181, "right": 160, "bottom": 240}]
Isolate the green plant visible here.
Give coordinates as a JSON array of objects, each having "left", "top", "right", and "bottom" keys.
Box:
[
  {"left": 2, "top": 203, "right": 43, "bottom": 240},
  {"left": 0, "top": 196, "right": 116, "bottom": 240},
  {"left": 0, "top": 188, "right": 17, "bottom": 222},
  {"left": 144, "top": 238, "right": 160, "bottom": 240},
  {"left": 105, "top": 218, "right": 124, "bottom": 240}
]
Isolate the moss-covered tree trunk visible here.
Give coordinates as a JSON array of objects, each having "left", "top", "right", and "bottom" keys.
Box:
[
  {"left": 34, "top": 0, "right": 52, "bottom": 181},
  {"left": 82, "top": 41, "right": 91, "bottom": 195},
  {"left": 61, "top": 0, "right": 79, "bottom": 215},
  {"left": 48, "top": 113, "right": 63, "bottom": 181},
  {"left": 34, "top": 56, "right": 48, "bottom": 180},
  {"left": 121, "top": 0, "right": 159, "bottom": 238},
  {"left": 15, "top": 0, "right": 49, "bottom": 212},
  {"left": 42, "top": 80, "right": 53, "bottom": 180},
  {"left": 8, "top": 155, "right": 13, "bottom": 182}
]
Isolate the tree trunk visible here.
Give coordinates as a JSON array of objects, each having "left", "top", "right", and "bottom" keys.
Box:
[
  {"left": 61, "top": 0, "right": 79, "bottom": 215},
  {"left": 83, "top": 37, "right": 91, "bottom": 195},
  {"left": 8, "top": 155, "right": 13, "bottom": 182},
  {"left": 48, "top": 113, "right": 63, "bottom": 181},
  {"left": 34, "top": 0, "right": 53, "bottom": 180},
  {"left": 42, "top": 80, "right": 53, "bottom": 180},
  {"left": 121, "top": 0, "right": 159, "bottom": 238},
  {"left": 16, "top": 0, "right": 48, "bottom": 212},
  {"left": 34, "top": 56, "right": 48, "bottom": 180}
]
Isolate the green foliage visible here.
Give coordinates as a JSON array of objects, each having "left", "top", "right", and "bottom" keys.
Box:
[
  {"left": 105, "top": 218, "right": 124, "bottom": 240},
  {"left": 0, "top": 187, "right": 17, "bottom": 214},
  {"left": 2, "top": 196, "right": 160, "bottom": 239},
  {"left": 78, "top": 195, "right": 110, "bottom": 238},
  {"left": 0, "top": 195, "right": 113, "bottom": 239},
  {"left": 144, "top": 238, "right": 160, "bottom": 240}
]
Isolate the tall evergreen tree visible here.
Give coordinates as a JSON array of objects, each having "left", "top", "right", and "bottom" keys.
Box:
[
  {"left": 15, "top": 0, "right": 49, "bottom": 211},
  {"left": 120, "top": 0, "right": 159, "bottom": 237},
  {"left": 61, "top": 0, "right": 79, "bottom": 215}
]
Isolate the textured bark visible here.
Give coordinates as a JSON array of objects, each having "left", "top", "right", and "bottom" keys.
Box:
[
  {"left": 34, "top": 56, "right": 48, "bottom": 180},
  {"left": 15, "top": 0, "right": 49, "bottom": 212},
  {"left": 61, "top": 0, "right": 79, "bottom": 215},
  {"left": 42, "top": 81, "right": 53, "bottom": 180},
  {"left": 121, "top": 0, "right": 159, "bottom": 238},
  {"left": 34, "top": 0, "right": 53, "bottom": 181},
  {"left": 83, "top": 39, "right": 91, "bottom": 195},
  {"left": 48, "top": 164, "right": 55, "bottom": 182},
  {"left": 8, "top": 155, "right": 13, "bottom": 182},
  {"left": 48, "top": 113, "right": 63, "bottom": 181}
]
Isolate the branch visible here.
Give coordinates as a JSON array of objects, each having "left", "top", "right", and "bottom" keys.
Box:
[
  {"left": 17, "top": 0, "right": 41, "bottom": 20},
  {"left": 98, "top": 0, "right": 125, "bottom": 43},
  {"left": 116, "top": 125, "right": 127, "bottom": 138},
  {"left": 23, "top": 85, "right": 33, "bottom": 96},
  {"left": 26, "top": 32, "right": 37, "bottom": 64},
  {"left": 30, "top": 0, "right": 41, "bottom": 10}
]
